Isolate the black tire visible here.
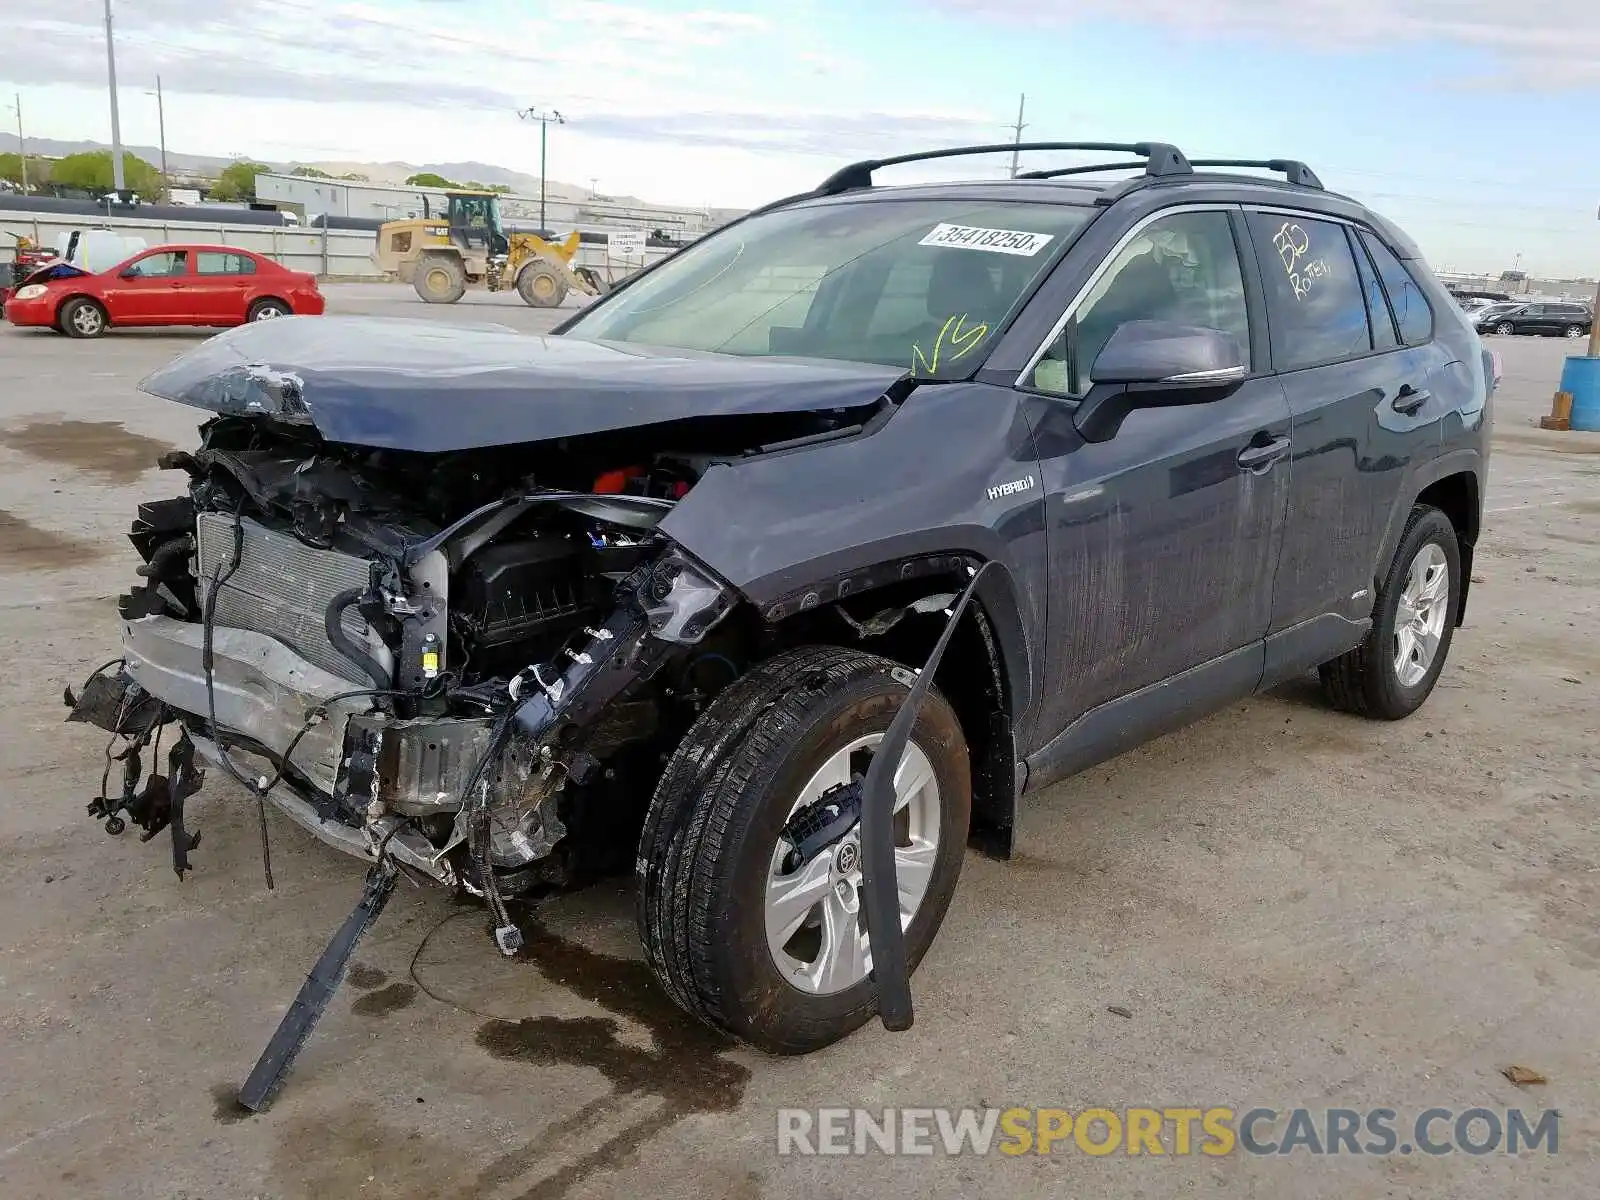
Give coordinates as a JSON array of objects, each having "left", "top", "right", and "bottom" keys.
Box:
[
  {"left": 1564, "top": 325, "right": 1585, "bottom": 339},
  {"left": 60, "top": 297, "right": 108, "bottom": 339},
  {"left": 247, "top": 297, "right": 291, "bottom": 321},
  {"left": 413, "top": 254, "right": 466, "bottom": 303},
  {"left": 1493, "top": 322, "right": 1514, "bottom": 336},
  {"left": 517, "top": 260, "right": 569, "bottom": 308},
  {"left": 1320, "top": 506, "right": 1461, "bottom": 719},
  {"left": 636, "top": 646, "right": 971, "bottom": 1054}
]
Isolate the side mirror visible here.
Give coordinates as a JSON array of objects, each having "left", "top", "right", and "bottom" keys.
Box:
[{"left": 1074, "top": 320, "right": 1247, "bottom": 443}]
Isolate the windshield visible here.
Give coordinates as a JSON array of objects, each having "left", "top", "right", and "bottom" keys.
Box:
[{"left": 566, "top": 198, "right": 1092, "bottom": 377}]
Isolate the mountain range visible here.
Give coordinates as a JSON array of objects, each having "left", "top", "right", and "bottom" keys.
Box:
[{"left": 0, "top": 133, "right": 661, "bottom": 208}]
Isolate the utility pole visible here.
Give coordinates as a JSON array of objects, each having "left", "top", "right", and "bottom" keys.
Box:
[
  {"left": 1008, "top": 93, "right": 1027, "bottom": 178},
  {"left": 152, "top": 75, "right": 168, "bottom": 190},
  {"left": 517, "top": 106, "right": 565, "bottom": 233},
  {"left": 103, "top": 0, "right": 126, "bottom": 194},
  {"left": 6, "top": 94, "right": 23, "bottom": 195}
]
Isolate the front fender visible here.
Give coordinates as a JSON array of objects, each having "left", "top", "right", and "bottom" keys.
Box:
[{"left": 658, "top": 382, "right": 1048, "bottom": 732}]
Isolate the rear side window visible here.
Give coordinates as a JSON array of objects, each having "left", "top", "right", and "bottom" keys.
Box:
[
  {"left": 1359, "top": 232, "right": 1432, "bottom": 345},
  {"left": 1352, "top": 234, "right": 1399, "bottom": 351},
  {"left": 1247, "top": 212, "right": 1370, "bottom": 370},
  {"left": 196, "top": 252, "right": 257, "bottom": 276}
]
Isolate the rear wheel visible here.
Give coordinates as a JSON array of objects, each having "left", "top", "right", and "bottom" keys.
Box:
[
  {"left": 1565, "top": 325, "right": 1585, "bottom": 339},
  {"left": 1320, "top": 506, "right": 1461, "bottom": 719},
  {"left": 247, "top": 298, "right": 291, "bottom": 321},
  {"left": 60, "top": 297, "right": 108, "bottom": 339},
  {"left": 413, "top": 254, "right": 466, "bottom": 303},
  {"left": 636, "top": 646, "right": 971, "bottom": 1053},
  {"left": 517, "top": 260, "right": 569, "bottom": 308}
]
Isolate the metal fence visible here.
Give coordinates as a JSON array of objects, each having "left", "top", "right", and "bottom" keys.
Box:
[{"left": 1, "top": 209, "right": 673, "bottom": 280}]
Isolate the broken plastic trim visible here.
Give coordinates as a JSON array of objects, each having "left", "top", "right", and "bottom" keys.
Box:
[{"left": 856, "top": 561, "right": 991, "bottom": 1031}]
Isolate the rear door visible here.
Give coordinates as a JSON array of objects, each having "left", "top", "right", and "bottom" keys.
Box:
[
  {"left": 1246, "top": 209, "right": 1447, "bottom": 675},
  {"left": 192, "top": 251, "right": 256, "bottom": 323},
  {"left": 101, "top": 250, "right": 191, "bottom": 323}
]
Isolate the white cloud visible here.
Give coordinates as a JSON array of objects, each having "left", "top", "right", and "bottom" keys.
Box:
[{"left": 931, "top": 0, "right": 1600, "bottom": 87}]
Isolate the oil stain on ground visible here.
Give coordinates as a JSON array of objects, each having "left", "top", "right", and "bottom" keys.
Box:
[
  {"left": 210, "top": 1082, "right": 255, "bottom": 1125},
  {"left": 352, "top": 982, "right": 418, "bottom": 1017},
  {"left": 0, "top": 420, "right": 174, "bottom": 485},
  {"left": 472, "top": 913, "right": 751, "bottom": 1200},
  {"left": 0, "top": 508, "right": 102, "bottom": 571}
]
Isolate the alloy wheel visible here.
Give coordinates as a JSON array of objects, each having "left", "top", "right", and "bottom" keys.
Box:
[
  {"left": 1393, "top": 542, "right": 1450, "bottom": 688},
  {"left": 765, "top": 734, "right": 941, "bottom": 995}
]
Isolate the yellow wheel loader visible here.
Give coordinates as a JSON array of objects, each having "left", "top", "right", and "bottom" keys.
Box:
[{"left": 372, "top": 190, "right": 610, "bottom": 308}]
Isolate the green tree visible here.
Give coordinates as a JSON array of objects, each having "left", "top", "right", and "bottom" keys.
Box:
[
  {"left": 337, "top": 172, "right": 369, "bottom": 181},
  {"left": 290, "top": 165, "right": 332, "bottom": 178},
  {"left": 211, "top": 160, "right": 271, "bottom": 202},
  {"left": 0, "top": 151, "right": 51, "bottom": 191},
  {"left": 405, "top": 171, "right": 458, "bottom": 188},
  {"left": 48, "top": 150, "right": 162, "bottom": 196},
  {"left": 464, "top": 180, "right": 512, "bottom": 193}
]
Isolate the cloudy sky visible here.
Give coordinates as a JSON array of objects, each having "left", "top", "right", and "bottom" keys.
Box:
[{"left": 4, "top": 0, "right": 1599, "bottom": 275}]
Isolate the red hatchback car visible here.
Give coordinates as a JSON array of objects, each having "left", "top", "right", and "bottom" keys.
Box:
[{"left": 3, "top": 244, "right": 325, "bottom": 337}]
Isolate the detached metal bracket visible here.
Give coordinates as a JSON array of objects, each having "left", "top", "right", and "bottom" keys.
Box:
[
  {"left": 236, "top": 861, "right": 399, "bottom": 1112},
  {"left": 857, "top": 561, "right": 992, "bottom": 1031}
]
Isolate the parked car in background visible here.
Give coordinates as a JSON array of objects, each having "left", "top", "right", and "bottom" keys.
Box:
[
  {"left": 2, "top": 244, "right": 324, "bottom": 338},
  {"left": 1477, "top": 300, "right": 1591, "bottom": 338}
]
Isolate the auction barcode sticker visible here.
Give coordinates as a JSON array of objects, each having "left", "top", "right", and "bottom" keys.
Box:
[{"left": 918, "top": 223, "right": 1054, "bottom": 256}]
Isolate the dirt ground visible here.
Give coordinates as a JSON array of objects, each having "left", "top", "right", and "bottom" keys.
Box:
[{"left": 1, "top": 290, "right": 1596, "bottom": 1200}]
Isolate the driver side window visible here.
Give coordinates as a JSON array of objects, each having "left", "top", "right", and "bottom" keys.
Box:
[{"left": 1032, "top": 211, "right": 1250, "bottom": 397}]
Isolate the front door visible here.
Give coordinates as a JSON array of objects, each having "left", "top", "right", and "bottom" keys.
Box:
[
  {"left": 101, "top": 250, "right": 191, "bottom": 323},
  {"left": 1024, "top": 207, "right": 1292, "bottom": 749}
]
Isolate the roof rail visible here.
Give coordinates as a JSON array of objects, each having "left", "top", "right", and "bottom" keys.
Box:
[
  {"left": 1014, "top": 161, "right": 1151, "bottom": 180},
  {"left": 1187, "top": 159, "right": 1324, "bottom": 189},
  {"left": 816, "top": 142, "right": 1192, "bottom": 195}
]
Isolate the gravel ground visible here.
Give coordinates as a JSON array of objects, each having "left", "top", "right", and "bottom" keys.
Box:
[{"left": 1, "top": 288, "right": 1596, "bottom": 1200}]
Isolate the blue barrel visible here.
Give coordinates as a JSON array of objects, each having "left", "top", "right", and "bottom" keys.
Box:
[{"left": 1561, "top": 355, "right": 1600, "bottom": 431}]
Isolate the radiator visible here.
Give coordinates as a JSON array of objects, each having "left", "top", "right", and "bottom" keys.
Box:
[{"left": 194, "top": 511, "right": 378, "bottom": 682}]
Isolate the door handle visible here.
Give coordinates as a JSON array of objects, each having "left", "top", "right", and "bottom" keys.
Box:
[
  {"left": 1236, "top": 434, "right": 1290, "bottom": 471},
  {"left": 1392, "top": 384, "right": 1430, "bottom": 415}
]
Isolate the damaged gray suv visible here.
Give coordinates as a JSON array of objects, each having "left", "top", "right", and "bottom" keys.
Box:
[{"left": 70, "top": 142, "right": 1492, "bottom": 1078}]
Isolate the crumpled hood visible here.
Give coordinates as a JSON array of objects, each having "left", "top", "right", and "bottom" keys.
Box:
[{"left": 140, "top": 315, "right": 908, "bottom": 452}]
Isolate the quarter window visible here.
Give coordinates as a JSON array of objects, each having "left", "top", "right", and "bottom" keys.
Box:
[
  {"left": 1031, "top": 210, "right": 1250, "bottom": 397},
  {"left": 1359, "top": 232, "right": 1433, "bottom": 345},
  {"left": 196, "top": 252, "right": 257, "bottom": 275},
  {"left": 1247, "top": 213, "right": 1370, "bottom": 370}
]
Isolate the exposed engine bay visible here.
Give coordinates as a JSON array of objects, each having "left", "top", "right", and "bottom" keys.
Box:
[{"left": 67, "top": 408, "right": 870, "bottom": 934}]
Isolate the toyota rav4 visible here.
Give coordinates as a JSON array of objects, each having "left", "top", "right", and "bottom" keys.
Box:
[{"left": 68, "top": 142, "right": 1491, "bottom": 1069}]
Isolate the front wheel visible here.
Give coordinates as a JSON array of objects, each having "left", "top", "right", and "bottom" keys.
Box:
[
  {"left": 1493, "top": 322, "right": 1514, "bottom": 336},
  {"left": 517, "top": 260, "right": 569, "bottom": 308},
  {"left": 60, "top": 297, "right": 108, "bottom": 338},
  {"left": 636, "top": 646, "right": 971, "bottom": 1053},
  {"left": 1320, "top": 506, "right": 1461, "bottom": 719}
]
